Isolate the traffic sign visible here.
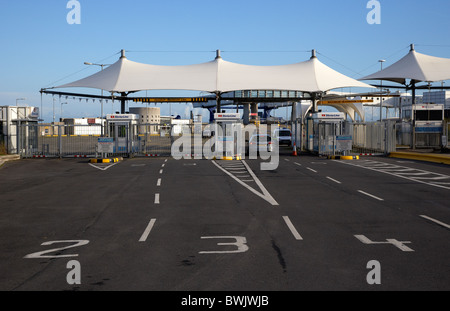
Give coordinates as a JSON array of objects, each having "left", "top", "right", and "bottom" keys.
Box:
[{"left": 98, "top": 137, "right": 114, "bottom": 153}]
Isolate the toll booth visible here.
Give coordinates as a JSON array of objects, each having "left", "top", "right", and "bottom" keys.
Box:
[
  {"left": 106, "top": 114, "right": 140, "bottom": 155},
  {"left": 214, "top": 112, "right": 243, "bottom": 160},
  {"left": 306, "top": 112, "right": 348, "bottom": 155},
  {"left": 403, "top": 104, "right": 445, "bottom": 149}
]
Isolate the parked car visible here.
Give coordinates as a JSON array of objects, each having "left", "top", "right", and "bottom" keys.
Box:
[
  {"left": 272, "top": 128, "right": 292, "bottom": 146},
  {"left": 246, "top": 134, "right": 273, "bottom": 155}
]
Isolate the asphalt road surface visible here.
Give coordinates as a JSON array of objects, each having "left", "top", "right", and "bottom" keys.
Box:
[{"left": 0, "top": 149, "right": 449, "bottom": 293}]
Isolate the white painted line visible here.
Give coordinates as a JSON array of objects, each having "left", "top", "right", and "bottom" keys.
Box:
[
  {"left": 306, "top": 167, "right": 317, "bottom": 173},
  {"left": 384, "top": 168, "right": 418, "bottom": 173},
  {"left": 88, "top": 162, "right": 120, "bottom": 171},
  {"left": 154, "top": 193, "right": 160, "bottom": 204},
  {"left": 284, "top": 159, "right": 290, "bottom": 162},
  {"left": 157, "top": 178, "right": 161, "bottom": 187},
  {"left": 294, "top": 162, "right": 302, "bottom": 166},
  {"left": 165, "top": 159, "right": 168, "bottom": 162},
  {"left": 358, "top": 190, "right": 384, "bottom": 201},
  {"left": 212, "top": 160, "right": 279, "bottom": 206},
  {"left": 162, "top": 164, "right": 165, "bottom": 168},
  {"left": 326, "top": 176, "right": 342, "bottom": 184},
  {"left": 338, "top": 160, "right": 450, "bottom": 190},
  {"left": 221, "top": 164, "right": 245, "bottom": 168},
  {"left": 241, "top": 160, "right": 279, "bottom": 206},
  {"left": 139, "top": 219, "right": 156, "bottom": 242},
  {"left": 420, "top": 215, "right": 450, "bottom": 230},
  {"left": 413, "top": 176, "right": 450, "bottom": 180},
  {"left": 159, "top": 169, "right": 163, "bottom": 174},
  {"left": 283, "top": 216, "right": 303, "bottom": 240},
  {"left": 369, "top": 166, "right": 399, "bottom": 170},
  {"left": 395, "top": 171, "right": 433, "bottom": 176},
  {"left": 366, "top": 164, "right": 398, "bottom": 168}
]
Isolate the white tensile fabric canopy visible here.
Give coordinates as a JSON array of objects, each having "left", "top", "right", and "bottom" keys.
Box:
[
  {"left": 55, "top": 51, "right": 373, "bottom": 94},
  {"left": 361, "top": 45, "right": 450, "bottom": 84}
]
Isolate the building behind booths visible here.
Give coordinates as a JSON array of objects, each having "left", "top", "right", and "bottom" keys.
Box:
[
  {"left": 62, "top": 117, "right": 104, "bottom": 136},
  {"left": 129, "top": 107, "right": 161, "bottom": 135},
  {"left": 422, "top": 91, "right": 450, "bottom": 119}
]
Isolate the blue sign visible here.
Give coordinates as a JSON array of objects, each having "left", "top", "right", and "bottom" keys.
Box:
[
  {"left": 415, "top": 127, "right": 442, "bottom": 133},
  {"left": 98, "top": 137, "right": 114, "bottom": 143},
  {"left": 336, "top": 136, "right": 352, "bottom": 141},
  {"left": 336, "top": 135, "right": 352, "bottom": 151}
]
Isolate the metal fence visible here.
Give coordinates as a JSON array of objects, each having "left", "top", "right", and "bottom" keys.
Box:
[
  {"left": 446, "top": 121, "right": 450, "bottom": 149},
  {"left": 17, "top": 123, "right": 174, "bottom": 158},
  {"left": 352, "top": 120, "right": 397, "bottom": 155},
  {"left": 304, "top": 120, "right": 397, "bottom": 156},
  {"left": 395, "top": 120, "right": 448, "bottom": 150},
  {"left": 19, "top": 124, "right": 102, "bottom": 158},
  {"left": 395, "top": 121, "right": 412, "bottom": 147},
  {"left": 314, "top": 121, "right": 352, "bottom": 156},
  {"left": 16, "top": 123, "right": 224, "bottom": 158},
  {"left": 16, "top": 120, "right": 441, "bottom": 158}
]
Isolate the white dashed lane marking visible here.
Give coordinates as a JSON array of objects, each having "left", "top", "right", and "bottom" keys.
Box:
[
  {"left": 283, "top": 216, "right": 303, "bottom": 240},
  {"left": 139, "top": 219, "right": 157, "bottom": 242},
  {"left": 420, "top": 215, "right": 450, "bottom": 230},
  {"left": 326, "top": 176, "right": 342, "bottom": 184},
  {"left": 358, "top": 190, "right": 384, "bottom": 201}
]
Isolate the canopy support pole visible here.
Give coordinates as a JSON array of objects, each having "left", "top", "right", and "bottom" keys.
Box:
[
  {"left": 311, "top": 93, "right": 318, "bottom": 113},
  {"left": 121, "top": 92, "right": 127, "bottom": 114},
  {"left": 216, "top": 92, "right": 221, "bottom": 114},
  {"left": 411, "top": 79, "right": 416, "bottom": 150}
]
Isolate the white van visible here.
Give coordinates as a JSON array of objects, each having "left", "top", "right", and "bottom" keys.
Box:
[{"left": 272, "top": 128, "right": 292, "bottom": 146}]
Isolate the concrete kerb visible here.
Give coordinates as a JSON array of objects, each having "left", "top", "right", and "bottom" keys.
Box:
[
  {"left": 389, "top": 152, "right": 450, "bottom": 165},
  {"left": 0, "top": 155, "right": 21, "bottom": 167}
]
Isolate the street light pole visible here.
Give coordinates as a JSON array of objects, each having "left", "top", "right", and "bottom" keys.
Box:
[
  {"left": 84, "top": 62, "right": 109, "bottom": 135},
  {"left": 53, "top": 97, "right": 57, "bottom": 124},
  {"left": 60, "top": 102, "right": 68, "bottom": 121}
]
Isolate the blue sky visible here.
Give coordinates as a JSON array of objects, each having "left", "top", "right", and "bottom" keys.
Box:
[{"left": 1, "top": 0, "right": 450, "bottom": 122}]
